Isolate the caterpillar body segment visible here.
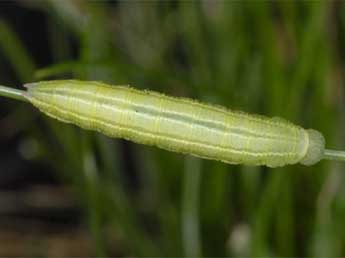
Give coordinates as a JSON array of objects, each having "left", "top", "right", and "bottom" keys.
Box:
[{"left": 24, "top": 80, "right": 325, "bottom": 168}]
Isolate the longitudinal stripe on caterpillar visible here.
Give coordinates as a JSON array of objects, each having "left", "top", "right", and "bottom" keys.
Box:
[
  {"left": 25, "top": 80, "right": 325, "bottom": 167},
  {"left": 34, "top": 97, "right": 297, "bottom": 159},
  {"left": 35, "top": 89, "right": 299, "bottom": 150},
  {"left": 38, "top": 86, "right": 299, "bottom": 142}
]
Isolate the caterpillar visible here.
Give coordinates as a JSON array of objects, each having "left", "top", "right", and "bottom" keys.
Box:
[{"left": 0, "top": 80, "right": 343, "bottom": 167}]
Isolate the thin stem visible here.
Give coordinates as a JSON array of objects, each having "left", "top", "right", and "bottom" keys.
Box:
[
  {"left": 0, "top": 84, "right": 28, "bottom": 102},
  {"left": 182, "top": 156, "right": 202, "bottom": 257},
  {"left": 323, "top": 149, "right": 345, "bottom": 162}
]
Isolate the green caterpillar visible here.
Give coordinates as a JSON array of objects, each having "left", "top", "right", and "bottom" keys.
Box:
[{"left": 1, "top": 80, "right": 343, "bottom": 167}]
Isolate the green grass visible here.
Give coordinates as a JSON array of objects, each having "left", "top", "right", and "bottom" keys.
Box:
[{"left": 0, "top": 1, "right": 345, "bottom": 256}]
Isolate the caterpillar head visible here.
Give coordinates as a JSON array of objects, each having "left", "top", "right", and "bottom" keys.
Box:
[{"left": 300, "top": 129, "right": 325, "bottom": 166}]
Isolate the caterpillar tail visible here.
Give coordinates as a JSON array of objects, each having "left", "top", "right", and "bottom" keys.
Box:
[{"left": 323, "top": 149, "right": 345, "bottom": 162}]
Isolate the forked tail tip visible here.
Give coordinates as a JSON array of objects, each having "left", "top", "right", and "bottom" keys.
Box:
[{"left": 23, "top": 82, "right": 38, "bottom": 89}]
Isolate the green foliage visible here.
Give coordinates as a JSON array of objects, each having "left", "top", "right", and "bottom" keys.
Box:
[{"left": 0, "top": 1, "right": 344, "bottom": 256}]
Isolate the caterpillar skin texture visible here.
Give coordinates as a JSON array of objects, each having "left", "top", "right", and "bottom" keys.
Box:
[{"left": 24, "top": 80, "right": 325, "bottom": 168}]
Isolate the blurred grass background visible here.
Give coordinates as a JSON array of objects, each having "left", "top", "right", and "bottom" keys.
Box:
[{"left": 0, "top": 0, "right": 345, "bottom": 256}]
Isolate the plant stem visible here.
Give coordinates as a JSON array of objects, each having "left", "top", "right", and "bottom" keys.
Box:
[
  {"left": 182, "top": 156, "right": 202, "bottom": 257},
  {"left": 323, "top": 149, "right": 345, "bottom": 162},
  {"left": 0, "top": 85, "right": 28, "bottom": 102}
]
